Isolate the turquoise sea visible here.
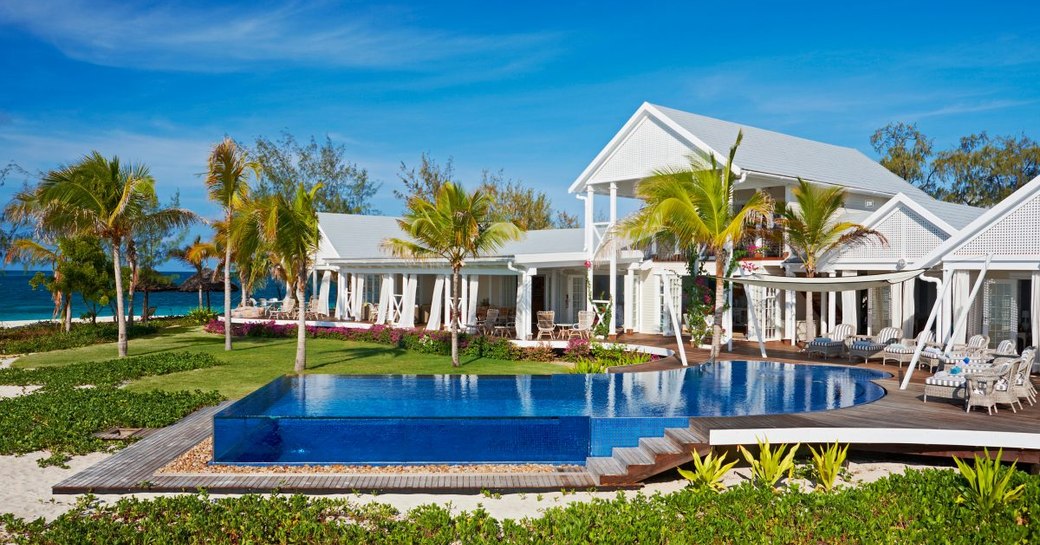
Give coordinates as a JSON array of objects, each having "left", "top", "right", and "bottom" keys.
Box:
[{"left": 0, "top": 270, "right": 288, "bottom": 323}]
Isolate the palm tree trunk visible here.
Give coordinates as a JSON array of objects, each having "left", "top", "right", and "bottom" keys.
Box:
[
  {"left": 63, "top": 295, "right": 72, "bottom": 333},
  {"left": 294, "top": 273, "right": 307, "bottom": 373},
  {"left": 451, "top": 267, "right": 461, "bottom": 367},
  {"left": 224, "top": 215, "right": 233, "bottom": 351},
  {"left": 142, "top": 289, "right": 150, "bottom": 323},
  {"left": 111, "top": 242, "right": 128, "bottom": 358},
  {"left": 126, "top": 256, "right": 138, "bottom": 326},
  {"left": 804, "top": 270, "right": 817, "bottom": 343},
  {"left": 710, "top": 254, "right": 726, "bottom": 362},
  {"left": 198, "top": 284, "right": 203, "bottom": 309}
]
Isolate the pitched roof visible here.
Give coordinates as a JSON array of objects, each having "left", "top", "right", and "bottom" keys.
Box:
[{"left": 316, "top": 213, "right": 585, "bottom": 261}]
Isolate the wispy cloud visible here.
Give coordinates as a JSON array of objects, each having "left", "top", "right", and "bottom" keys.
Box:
[{"left": 0, "top": 1, "right": 558, "bottom": 74}]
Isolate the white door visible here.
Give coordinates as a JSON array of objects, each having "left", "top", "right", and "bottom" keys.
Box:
[
  {"left": 984, "top": 279, "right": 1017, "bottom": 348},
  {"left": 567, "top": 275, "right": 587, "bottom": 323},
  {"left": 868, "top": 286, "right": 890, "bottom": 335},
  {"left": 746, "top": 285, "right": 782, "bottom": 341},
  {"left": 659, "top": 275, "right": 682, "bottom": 335}
]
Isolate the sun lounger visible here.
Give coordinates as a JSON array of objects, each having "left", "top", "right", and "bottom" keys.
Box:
[
  {"left": 847, "top": 326, "right": 901, "bottom": 363},
  {"left": 806, "top": 323, "right": 854, "bottom": 359}
]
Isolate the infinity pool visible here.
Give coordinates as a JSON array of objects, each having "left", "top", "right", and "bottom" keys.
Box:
[{"left": 213, "top": 361, "right": 889, "bottom": 465}]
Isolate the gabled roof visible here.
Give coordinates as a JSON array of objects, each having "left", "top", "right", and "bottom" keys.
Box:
[
  {"left": 316, "top": 213, "right": 585, "bottom": 262},
  {"left": 918, "top": 175, "right": 1040, "bottom": 267}
]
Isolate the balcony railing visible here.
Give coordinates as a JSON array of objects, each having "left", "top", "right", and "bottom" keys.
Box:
[{"left": 637, "top": 227, "right": 787, "bottom": 262}]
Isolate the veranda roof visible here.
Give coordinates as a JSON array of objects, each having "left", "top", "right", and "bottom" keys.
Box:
[{"left": 728, "top": 269, "right": 924, "bottom": 292}]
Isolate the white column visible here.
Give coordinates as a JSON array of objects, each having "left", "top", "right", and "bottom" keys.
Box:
[
  {"left": 1031, "top": 271, "right": 1040, "bottom": 349},
  {"left": 467, "top": 275, "right": 480, "bottom": 330},
  {"left": 623, "top": 268, "right": 635, "bottom": 332},
  {"left": 334, "top": 270, "right": 345, "bottom": 319},
  {"left": 426, "top": 276, "right": 444, "bottom": 330},
  {"left": 901, "top": 279, "right": 916, "bottom": 337},
  {"left": 827, "top": 273, "right": 836, "bottom": 334},
  {"left": 586, "top": 187, "right": 595, "bottom": 313},
  {"left": 516, "top": 270, "right": 533, "bottom": 340},
  {"left": 840, "top": 271, "right": 858, "bottom": 332},
  {"left": 317, "top": 270, "right": 332, "bottom": 316},
  {"left": 351, "top": 274, "right": 363, "bottom": 320},
  {"left": 950, "top": 269, "right": 970, "bottom": 344},
  {"left": 608, "top": 182, "right": 617, "bottom": 332},
  {"left": 784, "top": 275, "right": 796, "bottom": 345}
]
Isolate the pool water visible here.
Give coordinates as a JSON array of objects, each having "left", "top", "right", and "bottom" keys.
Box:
[{"left": 213, "top": 361, "right": 889, "bottom": 465}]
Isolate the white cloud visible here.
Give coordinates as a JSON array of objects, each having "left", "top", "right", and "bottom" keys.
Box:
[{"left": 0, "top": 1, "right": 558, "bottom": 74}]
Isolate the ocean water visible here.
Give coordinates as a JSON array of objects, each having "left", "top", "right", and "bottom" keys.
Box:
[{"left": 0, "top": 270, "right": 290, "bottom": 323}]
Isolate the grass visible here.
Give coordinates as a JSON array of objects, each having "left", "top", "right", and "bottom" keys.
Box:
[{"left": 14, "top": 325, "right": 566, "bottom": 399}]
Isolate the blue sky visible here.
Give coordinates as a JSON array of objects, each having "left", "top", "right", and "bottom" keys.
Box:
[{"left": 1, "top": 0, "right": 1039, "bottom": 224}]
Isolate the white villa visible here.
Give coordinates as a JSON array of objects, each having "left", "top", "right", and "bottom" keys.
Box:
[{"left": 311, "top": 102, "right": 1040, "bottom": 353}]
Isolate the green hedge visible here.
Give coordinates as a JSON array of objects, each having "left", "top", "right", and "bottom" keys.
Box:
[
  {"left": 0, "top": 352, "right": 223, "bottom": 390},
  {"left": 0, "top": 321, "right": 163, "bottom": 355},
  {"left": 2, "top": 469, "right": 1038, "bottom": 543}
]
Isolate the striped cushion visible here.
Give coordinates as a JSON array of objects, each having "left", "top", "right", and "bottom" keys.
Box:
[
  {"left": 852, "top": 341, "right": 883, "bottom": 351},
  {"left": 963, "top": 363, "right": 993, "bottom": 373},
  {"left": 808, "top": 339, "right": 840, "bottom": 347},
  {"left": 926, "top": 375, "right": 966, "bottom": 387},
  {"left": 884, "top": 344, "right": 914, "bottom": 354}
]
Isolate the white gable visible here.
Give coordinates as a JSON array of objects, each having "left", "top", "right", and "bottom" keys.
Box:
[
  {"left": 953, "top": 192, "right": 1040, "bottom": 257},
  {"left": 587, "top": 115, "right": 703, "bottom": 186},
  {"left": 833, "top": 203, "right": 949, "bottom": 262}
]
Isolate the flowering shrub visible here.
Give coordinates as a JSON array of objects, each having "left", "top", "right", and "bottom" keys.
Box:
[{"left": 563, "top": 337, "right": 592, "bottom": 361}]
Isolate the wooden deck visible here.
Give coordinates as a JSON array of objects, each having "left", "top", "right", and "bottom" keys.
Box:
[{"left": 54, "top": 337, "right": 1040, "bottom": 494}]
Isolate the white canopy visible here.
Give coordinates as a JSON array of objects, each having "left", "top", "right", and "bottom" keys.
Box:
[{"left": 728, "top": 269, "right": 924, "bottom": 292}]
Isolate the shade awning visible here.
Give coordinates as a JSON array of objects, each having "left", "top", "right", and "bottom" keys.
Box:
[{"left": 727, "top": 269, "right": 925, "bottom": 292}]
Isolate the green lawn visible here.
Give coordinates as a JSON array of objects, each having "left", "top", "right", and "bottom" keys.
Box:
[{"left": 14, "top": 325, "right": 567, "bottom": 398}]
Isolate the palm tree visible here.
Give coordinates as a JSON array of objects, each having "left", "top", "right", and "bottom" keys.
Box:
[
  {"left": 171, "top": 235, "right": 219, "bottom": 309},
  {"left": 381, "top": 182, "right": 521, "bottom": 367},
  {"left": 31, "top": 152, "right": 195, "bottom": 357},
  {"left": 226, "top": 198, "right": 273, "bottom": 305},
  {"left": 778, "top": 177, "right": 887, "bottom": 338},
  {"left": 617, "top": 132, "right": 772, "bottom": 361},
  {"left": 251, "top": 184, "right": 322, "bottom": 373},
  {"left": 205, "top": 138, "right": 257, "bottom": 351},
  {"left": 5, "top": 239, "right": 69, "bottom": 329}
]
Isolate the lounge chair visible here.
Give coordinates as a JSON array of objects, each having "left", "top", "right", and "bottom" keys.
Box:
[
  {"left": 270, "top": 297, "right": 296, "bottom": 320},
  {"left": 805, "top": 323, "right": 854, "bottom": 359},
  {"left": 987, "top": 339, "right": 1017, "bottom": 361},
  {"left": 568, "top": 310, "right": 595, "bottom": 339},
  {"left": 536, "top": 311, "right": 556, "bottom": 340},
  {"left": 847, "top": 326, "right": 901, "bottom": 363},
  {"left": 882, "top": 330, "right": 935, "bottom": 368},
  {"left": 306, "top": 299, "right": 329, "bottom": 320},
  {"left": 965, "top": 367, "right": 1003, "bottom": 415},
  {"left": 950, "top": 334, "right": 990, "bottom": 358}
]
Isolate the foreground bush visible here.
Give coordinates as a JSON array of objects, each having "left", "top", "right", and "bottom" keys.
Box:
[
  {"left": 0, "top": 321, "right": 163, "bottom": 355},
  {"left": 1, "top": 469, "right": 1037, "bottom": 544},
  {"left": 0, "top": 352, "right": 222, "bottom": 390}
]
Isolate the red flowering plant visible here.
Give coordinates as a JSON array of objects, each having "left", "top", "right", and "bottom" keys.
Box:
[{"left": 683, "top": 275, "right": 715, "bottom": 344}]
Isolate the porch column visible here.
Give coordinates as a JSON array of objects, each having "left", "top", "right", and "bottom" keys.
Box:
[
  {"left": 901, "top": 279, "right": 916, "bottom": 337},
  {"left": 335, "top": 271, "right": 346, "bottom": 319},
  {"left": 608, "top": 182, "right": 618, "bottom": 332},
  {"left": 623, "top": 268, "right": 635, "bottom": 332},
  {"left": 827, "top": 272, "right": 837, "bottom": 334},
  {"left": 950, "top": 269, "right": 970, "bottom": 344},
  {"left": 516, "top": 269, "right": 534, "bottom": 340},
  {"left": 426, "top": 276, "right": 444, "bottom": 331},
  {"left": 840, "top": 271, "right": 858, "bottom": 331},
  {"left": 1031, "top": 271, "right": 1040, "bottom": 349},
  {"left": 889, "top": 282, "right": 903, "bottom": 330},
  {"left": 351, "top": 274, "right": 363, "bottom": 320},
  {"left": 784, "top": 272, "right": 796, "bottom": 345},
  {"left": 444, "top": 274, "right": 453, "bottom": 329},
  {"left": 938, "top": 268, "right": 951, "bottom": 343},
  {"left": 467, "top": 275, "right": 480, "bottom": 330},
  {"left": 586, "top": 187, "right": 594, "bottom": 313}
]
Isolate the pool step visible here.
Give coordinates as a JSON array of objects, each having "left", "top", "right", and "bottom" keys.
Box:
[{"left": 586, "top": 425, "right": 711, "bottom": 486}]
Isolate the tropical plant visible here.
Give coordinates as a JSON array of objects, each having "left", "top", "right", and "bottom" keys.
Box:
[
  {"left": 171, "top": 235, "right": 219, "bottom": 310},
  {"left": 738, "top": 438, "right": 800, "bottom": 488},
  {"left": 618, "top": 132, "right": 772, "bottom": 361},
  {"left": 20, "top": 152, "right": 196, "bottom": 357},
  {"left": 677, "top": 449, "right": 738, "bottom": 492},
  {"left": 807, "top": 442, "right": 850, "bottom": 492},
  {"left": 777, "top": 178, "right": 886, "bottom": 338},
  {"left": 249, "top": 184, "right": 323, "bottom": 373},
  {"left": 4, "top": 238, "right": 68, "bottom": 327},
  {"left": 206, "top": 137, "right": 258, "bottom": 351},
  {"left": 382, "top": 182, "right": 522, "bottom": 366},
  {"left": 952, "top": 448, "right": 1026, "bottom": 515}
]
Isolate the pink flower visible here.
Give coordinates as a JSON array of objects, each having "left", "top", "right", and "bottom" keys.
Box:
[{"left": 584, "top": 260, "right": 592, "bottom": 269}]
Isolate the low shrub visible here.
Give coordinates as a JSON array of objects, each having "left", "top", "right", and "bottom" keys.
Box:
[
  {"left": 519, "top": 343, "right": 556, "bottom": 362},
  {"left": 677, "top": 449, "right": 737, "bottom": 492},
  {"left": 0, "top": 387, "right": 223, "bottom": 466},
  {"left": 0, "top": 352, "right": 222, "bottom": 390},
  {"left": 739, "top": 439, "right": 800, "bottom": 488},
  {"left": 3, "top": 469, "right": 1039, "bottom": 543},
  {"left": 184, "top": 307, "right": 219, "bottom": 325},
  {"left": 953, "top": 448, "right": 1027, "bottom": 516},
  {"left": 0, "top": 321, "right": 163, "bottom": 355}
]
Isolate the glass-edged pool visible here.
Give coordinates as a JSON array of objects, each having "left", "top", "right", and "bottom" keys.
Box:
[{"left": 213, "top": 361, "right": 889, "bottom": 465}]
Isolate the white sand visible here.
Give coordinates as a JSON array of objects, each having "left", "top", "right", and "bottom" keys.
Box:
[
  {"left": 1, "top": 357, "right": 16, "bottom": 369},
  {"left": 0, "top": 455, "right": 947, "bottom": 522}
]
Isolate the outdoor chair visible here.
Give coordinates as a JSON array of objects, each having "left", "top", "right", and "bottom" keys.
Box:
[
  {"left": 991, "top": 362, "right": 1022, "bottom": 413},
  {"left": 308, "top": 299, "right": 329, "bottom": 320},
  {"left": 536, "top": 311, "right": 556, "bottom": 340},
  {"left": 480, "top": 308, "right": 500, "bottom": 336},
  {"left": 882, "top": 330, "right": 935, "bottom": 368},
  {"left": 270, "top": 297, "right": 296, "bottom": 320},
  {"left": 1012, "top": 347, "right": 1037, "bottom": 406},
  {"left": 847, "top": 326, "right": 901, "bottom": 363},
  {"left": 568, "top": 310, "right": 595, "bottom": 339},
  {"left": 965, "top": 369, "right": 1002, "bottom": 415},
  {"left": 986, "top": 339, "right": 1018, "bottom": 362},
  {"left": 951, "top": 334, "right": 990, "bottom": 358},
  {"left": 806, "top": 323, "right": 854, "bottom": 359}
]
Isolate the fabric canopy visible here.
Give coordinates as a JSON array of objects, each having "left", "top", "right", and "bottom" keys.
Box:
[{"left": 728, "top": 269, "right": 925, "bottom": 292}]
